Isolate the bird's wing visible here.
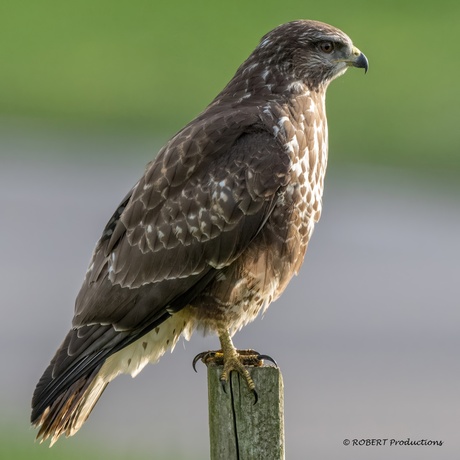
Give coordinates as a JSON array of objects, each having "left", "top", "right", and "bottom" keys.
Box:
[
  {"left": 74, "top": 109, "right": 290, "bottom": 330},
  {"left": 33, "top": 108, "right": 291, "bottom": 402}
]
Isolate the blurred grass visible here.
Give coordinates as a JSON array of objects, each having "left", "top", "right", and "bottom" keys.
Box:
[
  {"left": 0, "top": 425, "right": 179, "bottom": 460},
  {"left": 0, "top": 431, "right": 135, "bottom": 460},
  {"left": 1, "top": 0, "right": 459, "bottom": 172}
]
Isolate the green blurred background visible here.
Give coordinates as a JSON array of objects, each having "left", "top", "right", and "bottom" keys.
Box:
[
  {"left": 2, "top": 1, "right": 459, "bottom": 459},
  {"left": 2, "top": 0, "right": 459, "bottom": 172}
]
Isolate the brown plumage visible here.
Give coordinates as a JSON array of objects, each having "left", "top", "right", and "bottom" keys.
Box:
[{"left": 31, "top": 19, "right": 368, "bottom": 445}]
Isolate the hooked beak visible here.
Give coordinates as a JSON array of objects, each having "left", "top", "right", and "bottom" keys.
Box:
[{"left": 348, "top": 46, "right": 369, "bottom": 73}]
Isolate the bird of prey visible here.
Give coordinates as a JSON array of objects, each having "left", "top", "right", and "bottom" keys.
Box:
[{"left": 31, "top": 19, "right": 368, "bottom": 445}]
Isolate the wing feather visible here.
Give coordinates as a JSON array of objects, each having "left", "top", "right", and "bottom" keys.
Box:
[{"left": 48, "top": 111, "right": 289, "bottom": 387}]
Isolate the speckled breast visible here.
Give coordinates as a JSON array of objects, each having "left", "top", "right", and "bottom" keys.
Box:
[{"left": 189, "top": 92, "right": 329, "bottom": 335}]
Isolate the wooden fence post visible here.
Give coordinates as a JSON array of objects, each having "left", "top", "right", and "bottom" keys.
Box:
[{"left": 207, "top": 365, "right": 285, "bottom": 460}]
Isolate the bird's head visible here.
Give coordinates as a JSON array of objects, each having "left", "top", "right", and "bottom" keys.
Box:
[{"left": 253, "top": 20, "right": 368, "bottom": 91}]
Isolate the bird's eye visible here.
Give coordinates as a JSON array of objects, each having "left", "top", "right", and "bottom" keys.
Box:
[{"left": 319, "top": 41, "right": 335, "bottom": 54}]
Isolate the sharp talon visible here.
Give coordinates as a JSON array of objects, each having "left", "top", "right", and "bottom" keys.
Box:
[
  {"left": 192, "top": 352, "right": 208, "bottom": 372},
  {"left": 196, "top": 338, "right": 273, "bottom": 400},
  {"left": 257, "top": 354, "right": 278, "bottom": 367}
]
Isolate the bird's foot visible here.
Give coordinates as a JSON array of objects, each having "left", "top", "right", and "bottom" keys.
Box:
[
  {"left": 193, "top": 349, "right": 277, "bottom": 371},
  {"left": 193, "top": 349, "right": 277, "bottom": 402}
]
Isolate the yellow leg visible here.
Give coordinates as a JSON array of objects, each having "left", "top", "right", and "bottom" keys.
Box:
[{"left": 218, "top": 329, "right": 257, "bottom": 391}]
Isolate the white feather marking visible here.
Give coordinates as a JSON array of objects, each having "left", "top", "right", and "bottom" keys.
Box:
[
  {"left": 286, "top": 135, "right": 299, "bottom": 153},
  {"left": 263, "top": 104, "right": 272, "bottom": 116},
  {"left": 287, "top": 81, "right": 305, "bottom": 93},
  {"left": 312, "top": 121, "right": 321, "bottom": 158},
  {"left": 244, "top": 62, "right": 259, "bottom": 73},
  {"left": 278, "top": 116, "right": 289, "bottom": 127},
  {"left": 108, "top": 252, "right": 116, "bottom": 274},
  {"left": 259, "top": 38, "right": 272, "bottom": 48}
]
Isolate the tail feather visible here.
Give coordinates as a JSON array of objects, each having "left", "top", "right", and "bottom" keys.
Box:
[
  {"left": 33, "top": 366, "right": 108, "bottom": 446},
  {"left": 30, "top": 327, "right": 119, "bottom": 446},
  {"left": 31, "top": 311, "right": 193, "bottom": 445}
]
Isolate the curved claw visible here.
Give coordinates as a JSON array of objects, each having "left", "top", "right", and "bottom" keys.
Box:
[
  {"left": 220, "top": 379, "right": 227, "bottom": 394},
  {"left": 252, "top": 388, "right": 259, "bottom": 405},
  {"left": 192, "top": 351, "right": 209, "bottom": 372},
  {"left": 257, "top": 354, "right": 278, "bottom": 367}
]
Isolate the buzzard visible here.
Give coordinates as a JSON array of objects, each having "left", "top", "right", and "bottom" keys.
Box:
[{"left": 31, "top": 20, "right": 368, "bottom": 445}]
